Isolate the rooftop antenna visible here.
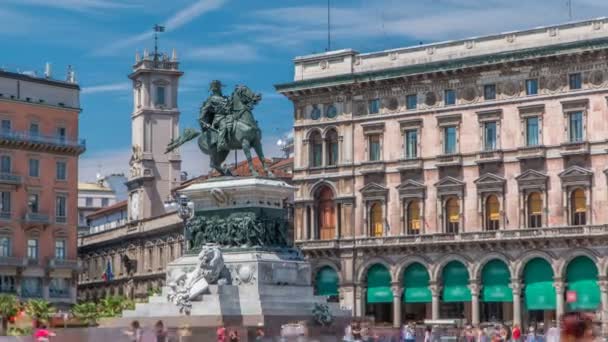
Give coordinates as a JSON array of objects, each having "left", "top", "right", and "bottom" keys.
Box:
[
  {"left": 567, "top": 0, "right": 572, "bottom": 20},
  {"left": 326, "top": 0, "right": 331, "bottom": 51},
  {"left": 153, "top": 24, "right": 165, "bottom": 61}
]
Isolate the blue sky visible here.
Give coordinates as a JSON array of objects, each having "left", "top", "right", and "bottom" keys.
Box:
[{"left": 1, "top": 0, "right": 607, "bottom": 181}]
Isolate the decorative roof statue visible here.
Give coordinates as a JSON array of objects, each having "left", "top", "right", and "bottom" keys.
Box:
[{"left": 166, "top": 80, "right": 274, "bottom": 177}]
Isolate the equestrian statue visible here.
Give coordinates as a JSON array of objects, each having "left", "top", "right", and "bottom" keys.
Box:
[{"left": 165, "top": 80, "right": 273, "bottom": 177}]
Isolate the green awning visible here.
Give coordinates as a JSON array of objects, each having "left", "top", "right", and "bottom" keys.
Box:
[
  {"left": 524, "top": 258, "right": 556, "bottom": 310},
  {"left": 525, "top": 282, "right": 557, "bottom": 310},
  {"left": 442, "top": 261, "right": 471, "bottom": 302},
  {"left": 567, "top": 256, "right": 600, "bottom": 311},
  {"left": 367, "top": 264, "right": 392, "bottom": 303},
  {"left": 403, "top": 263, "right": 432, "bottom": 303},
  {"left": 481, "top": 260, "right": 512, "bottom": 302},
  {"left": 315, "top": 266, "right": 339, "bottom": 297}
]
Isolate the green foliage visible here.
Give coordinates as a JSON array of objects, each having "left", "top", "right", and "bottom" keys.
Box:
[
  {"left": 0, "top": 294, "right": 20, "bottom": 335},
  {"left": 24, "top": 299, "right": 55, "bottom": 325},
  {"left": 146, "top": 287, "right": 161, "bottom": 298},
  {"left": 71, "top": 302, "right": 99, "bottom": 327},
  {"left": 99, "top": 296, "right": 134, "bottom": 318},
  {"left": 8, "top": 326, "right": 32, "bottom": 336}
]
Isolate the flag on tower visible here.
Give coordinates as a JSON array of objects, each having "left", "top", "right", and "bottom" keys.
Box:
[{"left": 102, "top": 259, "right": 114, "bottom": 282}]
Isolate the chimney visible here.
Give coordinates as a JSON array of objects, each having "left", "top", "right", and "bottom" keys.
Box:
[{"left": 44, "top": 62, "right": 52, "bottom": 78}]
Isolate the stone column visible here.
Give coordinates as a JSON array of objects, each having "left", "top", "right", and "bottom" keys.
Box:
[
  {"left": 335, "top": 203, "right": 340, "bottom": 239},
  {"left": 511, "top": 280, "right": 522, "bottom": 327},
  {"left": 302, "top": 204, "right": 309, "bottom": 240},
  {"left": 430, "top": 282, "right": 441, "bottom": 320},
  {"left": 598, "top": 278, "right": 608, "bottom": 336},
  {"left": 392, "top": 283, "right": 403, "bottom": 328},
  {"left": 355, "top": 285, "right": 367, "bottom": 318},
  {"left": 554, "top": 278, "right": 565, "bottom": 323},
  {"left": 469, "top": 281, "right": 481, "bottom": 327},
  {"left": 311, "top": 205, "right": 317, "bottom": 240}
]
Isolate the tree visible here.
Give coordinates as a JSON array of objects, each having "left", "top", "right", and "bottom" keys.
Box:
[
  {"left": 0, "top": 294, "right": 20, "bottom": 336},
  {"left": 23, "top": 299, "right": 55, "bottom": 326},
  {"left": 100, "top": 296, "right": 134, "bottom": 317},
  {"left": 71, "top": 302, "right": 99, "bottom": 327}
]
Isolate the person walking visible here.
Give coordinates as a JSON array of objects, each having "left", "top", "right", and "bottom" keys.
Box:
[
  {"left": 154, "top": 320, "right": 168, "bottom": 342},
  {"left": 217, "top": 326, "right": 227, "bottom": 342},
  {"left": 123, "top": 321, "right": 143, "bottom": 342},
  {"left": 511, "top": 324, "right": 521, "bottom": 342},
  {"left": 402, "top": 324, "right": 415, "bottom": 342},
  {"left": 33, "top": 324, "right": 55, "bottom": 342},
  {"left": 524, "top": 326, "right": 537, "bottom": 342},
  {"left": 545, "top": 322, "right": 559, "bottom": 342},
  {"left": 228, "top": 329, "right": 240, "bottom": 342},
  {"left": 560, "top": 312, "right": 595, "bottom": 342},
  {"left": 423, "top": 326, "right": 432, "bottom": 342}
]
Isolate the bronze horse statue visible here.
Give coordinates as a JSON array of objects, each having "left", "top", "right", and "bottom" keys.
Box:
[{"left": 166, "top": 84, "right": 273, "bottom": 177}]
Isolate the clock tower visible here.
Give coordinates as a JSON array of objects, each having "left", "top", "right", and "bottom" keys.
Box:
[{"left": 126, "top": 47, "right": 183, "bottom": 221}]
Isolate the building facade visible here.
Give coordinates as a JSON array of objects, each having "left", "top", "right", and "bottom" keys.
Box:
[
  {"left": 276, "top": 18, "right": 608, "bottom": 329},
  {"left": 77, "top": 181, "right": 119, "bottom": 235},
  {"left": 0, "top": 66, "right": 84, "bottom": 306}
]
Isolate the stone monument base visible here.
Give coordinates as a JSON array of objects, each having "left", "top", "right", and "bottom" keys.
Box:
[{"left": 102, "top": 248, "right": 349, "bottom": 329}]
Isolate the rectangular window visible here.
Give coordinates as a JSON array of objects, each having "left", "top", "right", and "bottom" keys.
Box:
[
  {"left": 369, "top": 135, "right": 381, "bottom": 161},
  {"left": 102, "top": 198, "right": 109, "bottom": 207},
  {"left": 156, "top": 86, "right": 166, "bottom": 106},
  {"left": 406, "top": 94, "right": 417, "bottom": 110},
  {"left": 56, "top": 195, "right": 66, "bottom": 222},
  {"left": 405, "top": 130, "right": 418, "bottom": 159},
  {"left": 483, "top": 122, "right": 497, "bottom": 151},
  {"left": 444, "top": 126, "right": 457, "bottom": 154},
  {"left": 0, "top": 237, "right": 10, "bottom": 257},
  {"left": 444, "top": 89, "right": 456, "bottom": 106},
  {"left": 56, "top": 161, "right": 67, "bottom": 180},
  {"left": 22, "top": 277, "right": 42, "bottom": 298},
  {"left": 525, "top": 79, "right": 538, "bottom": 95},
  {"left": 1, "top": 192, "right": 11, "bottom": 217},
  {"left": 85, "top": 197, "right": 93, "bottom": 207},
  {"left": 27, "top": 239, "right": 38, "bottom": 259},
  {"left": 569, "top": 111, "right": 583, "bottom": 142},
  {"left": 526, "top": 117, "right": 539, "bottom": 146},
  {"left": 55, "top": 240, "right": 66, "bottom": 260},
  {"left": 368, "top": 99, "right": 380, "bottom": 114},
  {"left": 1, "top": 120, "right": 10, "bottom": 134},
  {"left": 56, "top": 127, "right": 66, "bottom": 143},
  {"left": 28, "top": 159, "right": 39, "bottom": 177},
  {"left": 569, "top": 73, "right": 582, "bottom": 90},
  {"left": 0, "top": 156, "right": 10, "bottom": 174},
  {"left": 29, "top": 123, "right": 39, "bottom": 138},
  {"left": 484, "top": 84, "right": 496, "bottom": 100},
  {"left": 49, "top": 278, "right": 69, "bottom": 298},
  {"left": 28, "top": 194, "right": 39, "bottom": 213}
]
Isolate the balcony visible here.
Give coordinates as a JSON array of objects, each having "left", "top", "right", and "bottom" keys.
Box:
[
  {"left": 0, "top": 256, "right": 26, "bottom": 267},
  {"left": 517, "top": 145, "right": 546, "bottom": 160},
  {"left": 560, "top": 141, "right": 589, "bottom": 156},
  {"left": 0, "top": 172, "right": 21, "bottom": 185},
  {"left": 0, "top": 130, "right": 85, "bottom": 155},
  {"left": 48, "top": 258, "right": 81, "bottom": 271},
  {"left": 476, "top": 149, "right": 503, "bottom": 164},
  {"left": 435, "top": 153, "right": 462, "bottom": 167},
  {"left": 24, "top": 212, "right": 50, "bottom": 225},
  {"left": 396, "top": 158, "right": 423, "bottom": 170}
]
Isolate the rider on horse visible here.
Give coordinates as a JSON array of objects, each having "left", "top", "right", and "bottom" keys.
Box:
[{"left": 199, "top": 80, "right": 231, "bottom": 152}]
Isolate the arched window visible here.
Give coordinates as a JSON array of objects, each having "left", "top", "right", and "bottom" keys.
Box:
[
  {"left": 528, "top": 192, "right": 542, "bottom": 228},
  {"left": 370, "top": 202, "right": 383, "bottom": 237},
  {"left": 445, "top": 198, "right": 460, "bottom": 234},
  {"left": 317, "top": 187, "right": 335, "bottom": 240},
  {"left": 407, "top": 200, "right": 421, "bottom": 235},
  {"left": 310, "top": 131, "right": 323, "bottom": 167},
  {"left": 571, "top": 189, "right": 586, "bottom": 225},
  {"left": 485, "top": 195, "right": 500, "bottom": 231},
  {"left": 326, "top": 129, "right": 339, "bottom": 166}
]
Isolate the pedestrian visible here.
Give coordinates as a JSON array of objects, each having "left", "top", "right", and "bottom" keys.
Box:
[
  {"left": 545, "top": 321, "right": 559, "bottom": 342},
  {"left": 123, "top": 320, "right": 143, "bottom": 342},
  {"left": 228, "top": 329, "right": 240, "bottom": 342},
  {"left": 463, "top": 325, "right": 475, "bottom": 342},
  {"left": 524, "top": 326, "right": 536, "bottom": 342},
  {"left": 352, "top": 320, "right": 362, "bottom": 342},
  {"left": 255, "top": 326, "right": 265, "bottom": 342},
  {"left": 560, "top": 312, "right": 595, "bottom": 342},
  {"left": 33, "top": 323, "right": 55, "bottom": 342},
  {"left": 155, "top": 320, "right": 168, "bottom": 342},
  {"left": 217, "top": 326, "right": 227, "bottom": 342},
  {"left": 343, "top": 322, "right": 354, "bottom": 342},
  {"left": 512, "top": 324, "right": 521, "bottom": 342},
  {"left": 402, "top": 324, "right": 415, "bottom": 342},
  {"left": 423, "top": 326, "right": 432, "bottom": 342}
]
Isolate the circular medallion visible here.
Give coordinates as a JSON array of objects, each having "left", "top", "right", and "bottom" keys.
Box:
[
  {"left": 545, "top": 76, "right": 561, "bottom": 92},
  {"left": 590, "top": 70, "right": 604, "bottom": 86},
  {"left": 211, "top": 188, "right": 227, "bottom": 205},
  {"left": 237, "top": 265, "right": 254, "bottom": 284},
  {"left": 462, "top": 86, "right": 477, "bottom": 102},
  {"left": 502, "top": 80, "right": 518, "bottom": 97},
  {"left": 386, "top": 97, "right": 399, "bottom": 111},
  {"left": 310, "top": 105, "right": 321, "bottom": 120},
  {"left": 325, "top": 104, "right": 337, "bottom": 118},
  {"left": 424, "top": 92, "right": 437, "bottom": 106}
]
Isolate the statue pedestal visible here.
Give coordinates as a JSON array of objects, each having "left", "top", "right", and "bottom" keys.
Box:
[{"left": 102, "top": 177, "right": 350, "bottom": 331}]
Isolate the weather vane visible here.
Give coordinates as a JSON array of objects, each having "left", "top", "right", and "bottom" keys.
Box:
[{"left": 153, "top": 24, "right": 165, "bottom": 61}]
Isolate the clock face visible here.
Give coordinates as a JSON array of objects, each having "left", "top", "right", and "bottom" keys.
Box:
[{"left": 130, "top": 192, "right": 139, "bottom": 220}]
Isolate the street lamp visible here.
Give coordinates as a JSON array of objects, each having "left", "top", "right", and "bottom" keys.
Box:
[{"left": 174, "top": 194, "right": 194, "bottom": 253}]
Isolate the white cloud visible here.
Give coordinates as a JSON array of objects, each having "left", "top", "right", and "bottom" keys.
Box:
[
  {"left": 94, "top": 0, "right": 227, "bottom": 56},
  {"left": 185, "top": 43, "right": 260, "bottom": 62},
  {"left": 81, "top": 82, "right": 131, "bottom": 94},
  {"left": 3, "top": 0, "right": 141, "bottom": 12}
]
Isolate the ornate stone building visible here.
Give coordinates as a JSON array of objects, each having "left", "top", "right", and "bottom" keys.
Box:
[{"left": 276, "top": 18, "right": 608, "bottom": 329}]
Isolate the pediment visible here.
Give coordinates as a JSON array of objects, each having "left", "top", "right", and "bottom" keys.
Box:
[
  {"left": 360, "top": 182, "right": 388, "bottom": 194},
  {"left": 474, "top": 173, "right": 506, "bottom": 185},
  {"left": 558, "top": 165, "right": 593, "bottom": 179},
  {"left": 397, "top": 179, "right": 425, "bottom": 191},
  {"left": 515, "top": 169, "right": 548, "bottom": 183},
  {"left": 434, "top": 176, "right": 465, "bottom": 188}
]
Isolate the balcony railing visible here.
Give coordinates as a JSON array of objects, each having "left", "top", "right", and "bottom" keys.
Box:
[
  {"left": 0, "top": 130, "right": 85, "bottom": 149},
  {"left": 56, "top": 216, "right": 67, "bottom": 224},
  {"left": 0, "top": 172, "right": 21, "bottom": 185},
  {"left": 297, "top": 225, "right": 608, "bottom": 250},
  {"left": 24, "top": 212, "right": 50, "bottom": 224},
  {"left": 48, "top": 258, "right": 81, "bottom": 270},
  {"left": 0, "top": 256, "right": 26, "bottom": 267}
]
